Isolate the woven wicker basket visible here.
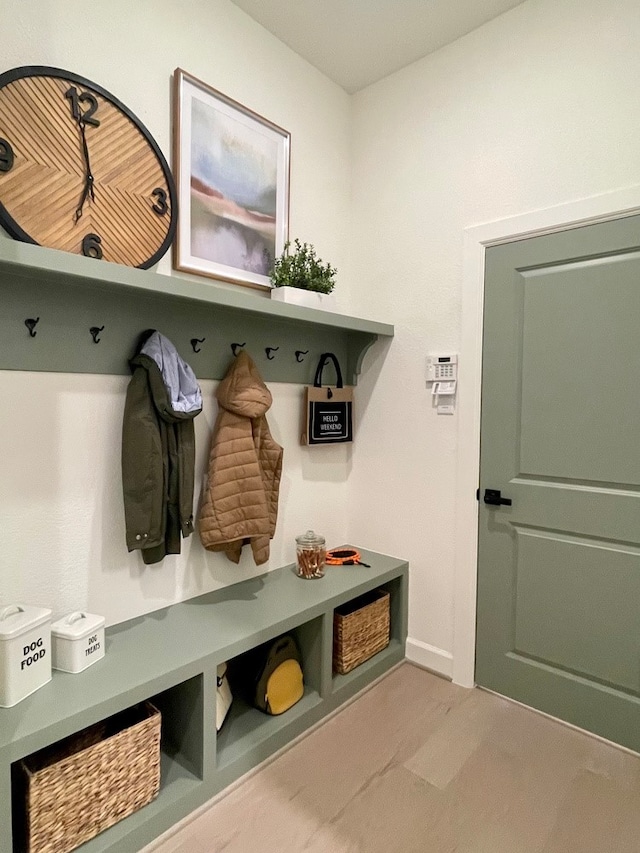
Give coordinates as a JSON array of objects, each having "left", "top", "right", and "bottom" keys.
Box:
[
  {"left": 333, "top": 588, "right": 390, "bottom": 674},
  {"left": 17, "top": 701, "right": 161, "bottom": 853}
]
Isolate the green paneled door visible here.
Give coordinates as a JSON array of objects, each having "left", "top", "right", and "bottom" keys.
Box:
[{"left": 475, "top": 215, "right": 640, "bottom": 751}]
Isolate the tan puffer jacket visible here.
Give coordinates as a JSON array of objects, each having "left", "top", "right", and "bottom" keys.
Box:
[{"left": 199, "top": 351, "right": 283, "bottom": 565}]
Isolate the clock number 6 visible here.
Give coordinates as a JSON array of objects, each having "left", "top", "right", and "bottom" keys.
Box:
[
  {"left": 82, "top": 233, "right": 103, "bottom": 260},
  {"left": 65, "top": 87, "right": 100, "bottom": 127},
  {"left": 0, "top": 137, "right": 14, "bottom": 172},
  {"left": 151, "top": 187, "right": 168, "bottom": 215}
]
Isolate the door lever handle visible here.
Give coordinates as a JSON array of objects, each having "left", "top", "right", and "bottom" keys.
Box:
[{"left": 483, "top": 489, "right": 512, "bottom": 507}]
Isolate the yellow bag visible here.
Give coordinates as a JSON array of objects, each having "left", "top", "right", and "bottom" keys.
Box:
[
  {"left": 265, "top": 658, "right": 304, "bottom": 716},
  {"left": 254, "top": 635, "right": 304, "bottom": 715}
]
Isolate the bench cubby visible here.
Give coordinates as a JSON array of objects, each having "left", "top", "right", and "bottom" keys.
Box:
[
  {"left": 1, "top": 548, "right": 407, "bottom": 853},
  {"left": 218, "top": 615, "right": 324, "bottom": 770}
]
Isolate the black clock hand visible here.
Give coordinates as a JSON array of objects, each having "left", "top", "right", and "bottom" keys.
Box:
[
  {"left": 75, "top": 119, "right": 95, "bottom": 222},
  {"left": 75, "top": 174, "right": 93, "bottom": 222},
  {"left": 79, "top": 120, "right": 94, "bottom": 184}
]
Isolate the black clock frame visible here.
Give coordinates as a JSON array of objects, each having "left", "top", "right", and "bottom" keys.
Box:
[{"left": 0, "top": 65, "right": 178, "bottom": 270}]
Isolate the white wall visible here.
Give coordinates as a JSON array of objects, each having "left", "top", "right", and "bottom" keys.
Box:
[
  {"left": 347, "top": 0, "right": 640, "bottom": 677},
  {"left": 6, "top": 0, "right": 640, "bottom": 669},
  {"left": 0, "top": 0, "right": 355, "bottom": 625}
]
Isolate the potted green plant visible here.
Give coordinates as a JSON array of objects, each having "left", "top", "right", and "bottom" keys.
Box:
[{"left": 270, "top": 239, "right": 337, "bottom": 309}]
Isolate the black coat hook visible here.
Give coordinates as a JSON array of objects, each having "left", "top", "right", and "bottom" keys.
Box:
[
  {"left": 191, "top": 337, "right": 205, "bottom": 353},
  {"left": 90, "top": 325, "right": 104, "bottom": 344},
  {"left": 295, "top": 350, "right": 309, "bottom": 363},
  {"left": 25, "top": 317, "right": 40, "bottom": 337},
  {"left": 265, "top": 346, "right": 279, "bottom": 360},
  {"left": 231, "top": 342, "right": 246, "bottom": 356}
]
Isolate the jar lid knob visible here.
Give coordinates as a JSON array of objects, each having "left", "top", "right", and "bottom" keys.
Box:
[{"left": 296, "top": 529, "right": 325, "bottom": 544}]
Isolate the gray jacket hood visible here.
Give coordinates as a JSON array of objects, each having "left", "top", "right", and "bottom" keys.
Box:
[{"left": 140, "top": 331, "right": 203, "bottom": 414}]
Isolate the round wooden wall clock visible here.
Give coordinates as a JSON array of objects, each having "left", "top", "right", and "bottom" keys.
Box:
[{"left": 0, "top": 66, "right": 177, "bottom": 269}]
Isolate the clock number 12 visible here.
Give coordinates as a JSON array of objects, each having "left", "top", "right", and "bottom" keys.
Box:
[
  {"left": 0, "top": 137, "right": 14, "bottom": 172},
  {"left": 65, "top": 87, "right": 100, "bottom": 127}
]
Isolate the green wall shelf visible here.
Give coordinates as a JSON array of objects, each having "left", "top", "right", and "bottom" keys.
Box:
[
  {"left": 0, "top": 240, "right": 394, "bottom": 384},
  {"left": 0, "top": 548, "right": 408, "bottom": 853}
]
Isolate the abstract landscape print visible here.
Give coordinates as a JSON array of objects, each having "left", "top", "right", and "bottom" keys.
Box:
[{"left": 174, "top": 69, "right": 290, "bottom": 290}]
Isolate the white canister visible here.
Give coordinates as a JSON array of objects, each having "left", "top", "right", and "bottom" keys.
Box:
[
  {"left": 51, "top": 612, "right": 105, "bottom": 673},
  {"left": 0, "top": 604, "right": 52, "bottom": 707}
]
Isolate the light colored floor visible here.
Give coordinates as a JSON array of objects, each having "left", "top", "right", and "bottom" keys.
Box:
[{"left": 146, "top": 663, "right": 640, "bottom": 853}]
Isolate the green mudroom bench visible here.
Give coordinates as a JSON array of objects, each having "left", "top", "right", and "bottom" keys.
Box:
[{"left": 0, "top": 548, "right": 408, "bottom": 853}]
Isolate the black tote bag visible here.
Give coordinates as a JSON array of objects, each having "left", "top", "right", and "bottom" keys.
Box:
[{"left": 302, "top": 352, "right": 353, "bottom": 445}]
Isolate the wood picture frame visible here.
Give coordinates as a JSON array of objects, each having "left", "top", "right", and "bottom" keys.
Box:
[{"left": 173, "top": 68, "right": 290, "bottom": 291}]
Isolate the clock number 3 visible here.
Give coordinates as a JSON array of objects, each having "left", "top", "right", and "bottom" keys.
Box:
[
  {"left": 151, "top": 187, "right": 168, "bottom": 215},
  {"left": 0, "top": 137, "right": 14, "bottom": 172},
  {"left": 65, "top": 86, "right": 100, "bottom": 127},
  {"left": 82, "top": 233, "right": 103, "bottom": 259}
]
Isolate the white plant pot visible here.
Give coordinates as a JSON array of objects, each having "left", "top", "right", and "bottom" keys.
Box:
[{"left": 270, "top": 286, "right": 336, "bottom": 311}]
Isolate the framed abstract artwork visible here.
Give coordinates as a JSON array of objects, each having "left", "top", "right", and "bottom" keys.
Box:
[{"left": 173, "top": 68, "right": 290, "bottom": 290}]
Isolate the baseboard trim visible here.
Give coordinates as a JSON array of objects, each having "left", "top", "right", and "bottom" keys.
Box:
[{"left": 405, "top": 638, "right": 453, "bottom": 679}]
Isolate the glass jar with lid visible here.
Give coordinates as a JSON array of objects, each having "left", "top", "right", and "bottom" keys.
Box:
[{"left": 295, "top": 530, "right": 326, "bottom": 579}]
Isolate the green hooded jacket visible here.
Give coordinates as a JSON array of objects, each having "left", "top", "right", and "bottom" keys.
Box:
[{"left": 121, "top": 332, "right": 202, "bottom": 564}]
